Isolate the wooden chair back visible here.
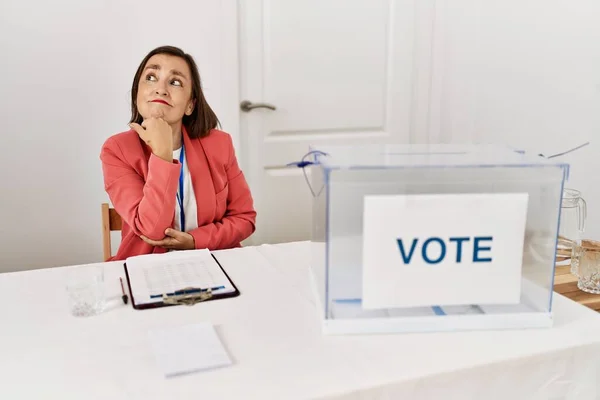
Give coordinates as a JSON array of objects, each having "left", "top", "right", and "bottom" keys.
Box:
[{"left": 101, "top": 203, "right": 122, "bottom": 261}]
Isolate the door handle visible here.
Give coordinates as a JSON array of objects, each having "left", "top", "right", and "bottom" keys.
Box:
[{"left": 240, "top": 100, "right": 277, "bottom": 112}]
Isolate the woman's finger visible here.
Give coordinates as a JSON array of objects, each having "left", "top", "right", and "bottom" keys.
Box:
[
  {"left": 140, "top": 235, "right": 166, "bottom": 247},
  {"left": 161, "top": 238, "right": 181, "bottom": 249},
  {"left": 164, "top": 228, "right": 185, "bottom": 239},
  {"left": 129, "top": 123, "right": 144, "bottom": 136}
]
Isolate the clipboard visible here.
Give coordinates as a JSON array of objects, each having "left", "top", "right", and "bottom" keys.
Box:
[{"left": 123, "top": 253, "right": 240, "bottom": 310}]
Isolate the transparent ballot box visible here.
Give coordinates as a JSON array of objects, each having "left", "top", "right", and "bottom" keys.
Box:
[{"left": 309, "top": 144, "right": 569, "bottom": 335}]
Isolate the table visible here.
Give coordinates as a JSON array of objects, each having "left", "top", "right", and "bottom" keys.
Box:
[
  {"left": 1, "top": 241, "right": 600, "bottom": 399},
  {"left": 554, "top": 265, "right": 600, "bottom": 311}
]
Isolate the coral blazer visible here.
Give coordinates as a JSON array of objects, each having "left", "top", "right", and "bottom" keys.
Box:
[{"left": 100, "top": 127, "right": 256, "bottom": 261}]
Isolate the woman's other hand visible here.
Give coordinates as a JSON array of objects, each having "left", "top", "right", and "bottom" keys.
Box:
[{"left": 141, "top": 228, "right": 195, "bottom": 250}]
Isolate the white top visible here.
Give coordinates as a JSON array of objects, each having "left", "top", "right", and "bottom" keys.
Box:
[
  {"left": 1, "top": 241, "right": 600, "bottom": 399},
  {"left": 172, "top": 147, "right": 198, "bottom": 232}
]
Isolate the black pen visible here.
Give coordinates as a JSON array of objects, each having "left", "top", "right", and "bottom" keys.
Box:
[{"left": 119, "top": 277, "right": 129, "bottom": 304}]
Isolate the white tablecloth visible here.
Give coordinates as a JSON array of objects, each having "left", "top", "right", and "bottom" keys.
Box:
[{"left": 1, "top": 241, "right": 600, "bottom": 399}]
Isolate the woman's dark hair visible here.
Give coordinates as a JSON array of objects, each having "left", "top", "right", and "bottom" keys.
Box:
[{"left": 129, "top": 45, "right": 219, "bottom": 139}]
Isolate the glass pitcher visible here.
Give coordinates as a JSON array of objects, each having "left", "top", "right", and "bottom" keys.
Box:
[{"left": 557, "top": 188, "right": 587, "bottom": 273}]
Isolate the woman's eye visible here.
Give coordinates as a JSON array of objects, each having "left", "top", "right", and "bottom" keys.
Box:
[
  {"left": 171, "top": 79, "right": 182, "bottom": 87},
  {"left": 145, "top": 74, "right": 157, "bottom": 82}
]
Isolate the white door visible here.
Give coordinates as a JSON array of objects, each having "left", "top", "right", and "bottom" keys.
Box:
[{"left": 239, "top": 0, "right": 428, "bottom": 245}]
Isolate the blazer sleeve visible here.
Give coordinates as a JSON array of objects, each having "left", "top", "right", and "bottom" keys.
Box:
[
  {"left": 100, "top": 137, "right": 181, "bottom": 240},
  {"left": 189, "top": 136, "right": 257, "bottom": 250}
]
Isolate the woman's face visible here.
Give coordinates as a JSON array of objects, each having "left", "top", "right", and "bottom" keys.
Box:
[{"left": 136, "top": 54, "right": 194, "bottom": 124}]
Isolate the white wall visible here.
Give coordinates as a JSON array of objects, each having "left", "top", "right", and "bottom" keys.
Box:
[
  {"left": 2, "top": 0, "right": 598, "bottom": 271},
  {"left": 426, "top": 0, "right": 600, "bottom": 238},
  {"left": 0, "top": 0, "right": 239, "bottom": 271}
]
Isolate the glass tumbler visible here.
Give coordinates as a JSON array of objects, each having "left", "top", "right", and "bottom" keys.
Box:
[
  {"left": 66, "top": 265, "right": 106, "bottom": 317},
  {"left": 575, "top": 240, "right": 600, "bottom": 294}
]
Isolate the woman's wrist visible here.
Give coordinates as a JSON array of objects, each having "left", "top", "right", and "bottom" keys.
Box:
[{"left": 154, "top": 149, "right": 173, "bottom": 163}]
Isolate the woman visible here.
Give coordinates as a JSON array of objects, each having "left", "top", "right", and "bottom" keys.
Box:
[{"left": 100, "top": 46, "right": 256, "bottom": 260}]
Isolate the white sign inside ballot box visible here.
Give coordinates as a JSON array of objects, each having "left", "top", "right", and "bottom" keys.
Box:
[{"left": 362, "top": 193, "right": 529, "bottom": 309}]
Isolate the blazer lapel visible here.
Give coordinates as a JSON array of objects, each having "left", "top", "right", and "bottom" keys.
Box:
[{"left": 182, "top": 127, "right": 216, "bottom": 226}]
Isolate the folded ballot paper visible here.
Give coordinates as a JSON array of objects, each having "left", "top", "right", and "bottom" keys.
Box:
[{"left": 148, "top": 322, "right": 232, "bottom": 377}]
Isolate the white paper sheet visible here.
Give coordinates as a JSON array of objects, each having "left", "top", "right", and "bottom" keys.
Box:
[
  {"left": 148, "top": 322, "right": 232, "bottom": 378},
  {"left": 362, "top": 193, "right": 529, "bottom": 309}
]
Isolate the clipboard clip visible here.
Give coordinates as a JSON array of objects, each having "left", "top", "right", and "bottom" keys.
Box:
[{"left": 162, "top": 287, "right": 214, "bottom": 306}]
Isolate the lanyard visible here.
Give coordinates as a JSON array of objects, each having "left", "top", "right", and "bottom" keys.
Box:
[{"left": 176, "top": 146, "right": 185, "bottom": 231}]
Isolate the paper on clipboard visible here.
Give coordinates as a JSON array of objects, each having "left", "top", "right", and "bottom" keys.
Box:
[{"left": 126, "top": 249, "right": 236, "bottom": 306}]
